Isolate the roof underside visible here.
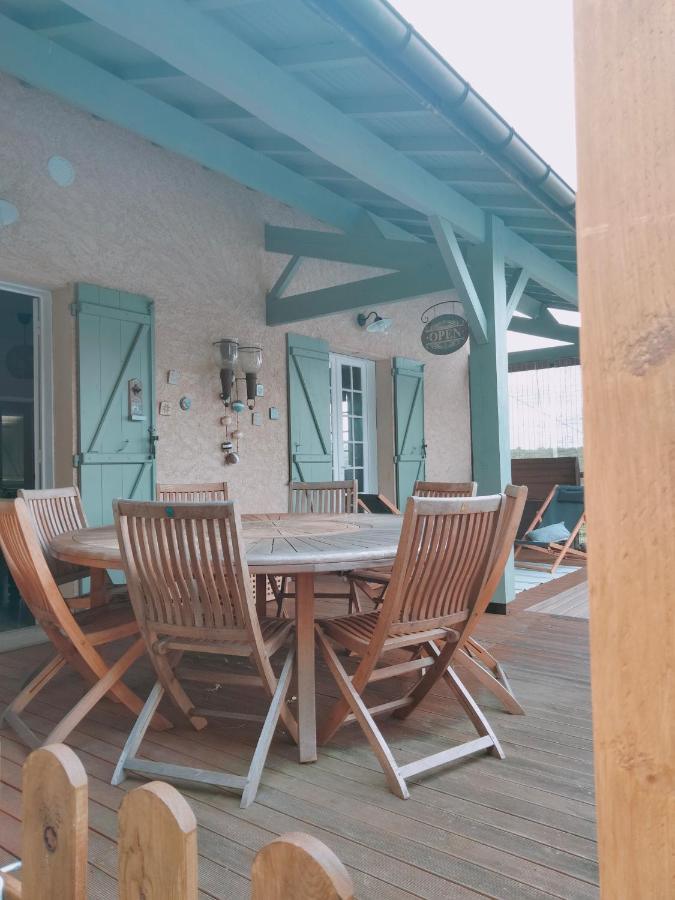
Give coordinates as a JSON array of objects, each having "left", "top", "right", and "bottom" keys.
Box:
[{"left": 0, "top": 0, "right": 577, "bottom": 308}]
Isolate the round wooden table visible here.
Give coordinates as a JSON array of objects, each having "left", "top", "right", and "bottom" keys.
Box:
[{"left": 50, "top": 512, "right": 403, "bottom": 762}]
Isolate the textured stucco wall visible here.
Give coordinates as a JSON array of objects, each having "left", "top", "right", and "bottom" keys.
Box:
[{"left": 0, "top": 74, "right": 471, "bottom": 513}]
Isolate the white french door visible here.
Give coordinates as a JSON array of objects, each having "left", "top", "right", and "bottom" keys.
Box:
[{"left": 330, "top": 353, "right": 377, "bottom": 493}]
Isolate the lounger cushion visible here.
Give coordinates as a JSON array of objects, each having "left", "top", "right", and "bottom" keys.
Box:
[{"left": 525, "top": 521, "right": 571, "bottom": 544}]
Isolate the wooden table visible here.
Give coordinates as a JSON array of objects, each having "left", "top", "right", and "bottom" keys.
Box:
[{"left": 50, "top": 512, "right": 403, "bottom": 762}]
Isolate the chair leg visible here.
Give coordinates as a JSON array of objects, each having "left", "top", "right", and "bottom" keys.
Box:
[
  {"left": 151, "top": 651, "right": 208, "bottom": 731},
  {"left": 458, "top": 639, "right": 525, "bottom": 715},
  {"left": 241, "top": 646, "right": 295, "bottom": 808},
  {"left": 441, "top": 663, "right": 505, "bottom": 759},
  {"left": 112, "top": 679, "right": 165, "bottom": 786},
  {"left": 44, "top": 639, "right": 150, "bottom": 745},
  {"left": 0, "top": 654, "right": 67, "bottom": 748},
  {"left": 316, "top": 629, "right": 409, "bottom": 799}
]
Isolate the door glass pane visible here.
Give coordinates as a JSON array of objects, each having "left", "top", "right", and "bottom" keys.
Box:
[
  {"left": 0, "top": 290, "right": 36, "bottom": 632},
  {"left": 353, "top": 443, "right": 364, "bottom": 467},
  {"left": 351, "top": 366, "right": 362, "bottom": 391},
  {"left": 341, "top": 365, "right": 351, "bottom": 389},
  {"left": 352, "top": 417, "right": 363, "bottom": 441},
  {"left": 351, "top": 392, "right": 363, "bottom": 417}
]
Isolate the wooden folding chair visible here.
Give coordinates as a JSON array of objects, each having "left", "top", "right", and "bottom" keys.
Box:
[
  {"left": 112, "top": 499, "right": 297, "bottom": 807},
  {"left": 156, "top": 481, "right": 229, "bottom": 502},
  {"left": 315, "top": 486, "right": 527, "bottom": 798},
  {"left": 269, "top": 480, "right": 358, "bottom": 615},
  {"left": 156, "top": 480, "right": 279, "bottom": 612},
  {"left": 515, "top": 484, "right": 586, "bottom": 573},
  {"left": 19, "top": 486, "right": 120, "bottom": 610},
  {"left": 0, "top": 499, "right": 170, "bottom": 748},
  {"left": 347, "top": 481, "right": 525, "bottom": 715}
]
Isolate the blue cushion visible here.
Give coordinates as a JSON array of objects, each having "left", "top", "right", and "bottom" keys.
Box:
[{"left": 526, "top": 521, "right": 571, "bottom": 544}]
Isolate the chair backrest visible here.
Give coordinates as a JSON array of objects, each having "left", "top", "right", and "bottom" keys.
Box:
[
  {"left": 413, "top": 481, "right": 478, "bottom": 498},
  {"left": 540, "top": 485, "right": 585, "bottom": 533},
  {"left": 156, "top": 482, "right": 229, "bottom": 502},
  {"left": 18, "top": 487, "right": 88, "bottom": 583},
  {"left": 0, "top": 499, "right": 81, "bottom": 631},
  {"left": 380, "top": 486, "right": 527, "bottom": 641},
  {"left": 115, "top": 500, "right": 260, "bottom": 646},
  {"left": 288, "top": 481, "right": 358, "bottom": 514}
]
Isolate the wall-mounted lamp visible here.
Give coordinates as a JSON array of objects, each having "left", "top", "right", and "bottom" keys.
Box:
[
  {"left": 357, "top": 311, "right": 392, "bottom": 334},
  {"left": 213, "top": 338, "right": 239, "bottom": 406},
  {"left": 238, "top": 345, "right": 263, "bottom": 408}
]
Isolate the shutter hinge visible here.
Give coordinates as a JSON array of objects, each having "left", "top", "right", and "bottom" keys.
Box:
[
  {"left": 72, "top": 453, "right": 82, "bottom": 467},
  {"left": 69, "top": 301, "right": 80, "bottom": 317}
]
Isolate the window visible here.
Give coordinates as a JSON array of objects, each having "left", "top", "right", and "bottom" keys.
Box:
[{"left": 330, "top": 354, "right": 377, "bottom": 493}]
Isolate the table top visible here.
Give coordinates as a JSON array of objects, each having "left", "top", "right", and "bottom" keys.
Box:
[{"left": 50, "top": 513, "right": 403, "bottom": 575}]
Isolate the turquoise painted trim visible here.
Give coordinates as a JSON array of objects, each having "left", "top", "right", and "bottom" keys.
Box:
[
  {"left": 514, "top": 294, "right": 543, "bottom": 319},
  {"left": 0, "top": 13, "right": 362, "bottom": 235},
  {"left": 286, "top": 333, "right": 332, "bottom": 482},
  {"left": 505, "top": 268, "right": 530, "bottom": 323},
  {"left": 60, "top": 0, "right": 486, "bottom": 242},
  {"left": 268, "top": 256, "right": 303, "bottom": 302},
  {"left": 466, "top": 217, "right": 513, "bottom": 605},
  {"left": 502, "top": 227, "right": 578, "bottom": 306},
  {"left": 264, "top": 225, "right": 437, "bottom": 269},
  {"left": 429, "top": 216, "right": 488, "bottom": 344},
  {"left": 267, "top": 263, "right": 450, "bottom": 325},
  {"left": 508, "top": 310, "right": 579, "bottom": 343},
  {"left": 392, "top": 357, "right": 426, "bottom": 508},
  {"left": 508, "top": 343, "right": 579, "bottom": 370}
]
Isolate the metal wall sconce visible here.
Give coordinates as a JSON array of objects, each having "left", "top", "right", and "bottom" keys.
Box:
[
  {"left": 214, "top": 338, "right": 239, "bottom": 406},
  {"left": 213, "top": 339, "right": 264, "bottom": 408},
  {"left": 357, "top": 310, "right": 392, "bottom": 334}
]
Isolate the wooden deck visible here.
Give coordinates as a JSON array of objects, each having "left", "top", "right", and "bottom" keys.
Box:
[{"left": 0, "top": 580, "right": 597, "bottom": 899}]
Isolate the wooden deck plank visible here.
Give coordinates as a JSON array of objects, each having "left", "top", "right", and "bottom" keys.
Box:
[{"left": 0, "top": 577, "right": 597, "bottom": 899}]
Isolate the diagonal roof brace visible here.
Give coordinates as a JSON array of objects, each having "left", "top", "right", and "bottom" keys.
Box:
[{"left": 429, "top": 216, "right": 488, "bottom": 344}]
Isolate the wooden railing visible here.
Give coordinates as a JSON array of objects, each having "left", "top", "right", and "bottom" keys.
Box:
[{"left": 1, "top": 743, "right": 354, "bottom": 899}]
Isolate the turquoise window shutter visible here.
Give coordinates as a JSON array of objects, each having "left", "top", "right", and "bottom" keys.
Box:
[
  {"left": 286, "top": 333, "right": 332, "bottom": 482},
  {"left": 74, "top": 283, "right": 156, "bottom": 534},
  {"left": 393, "top": 357, "right": 426, "bottom": 507}
]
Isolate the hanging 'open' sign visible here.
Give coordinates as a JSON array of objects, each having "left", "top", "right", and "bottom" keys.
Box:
[{"left": 421, "top": 313, "right": 469, "bottom": 355}]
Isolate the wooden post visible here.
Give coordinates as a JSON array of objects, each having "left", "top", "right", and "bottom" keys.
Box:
[
  {"left": 118, "top": 781, "right": 198, "bottom": 900},
  {"left": 574, "top": 2, "right": 675, "bottom": 897},
  {"left": 466, "top": 215, "right": 514, "bottom": 606},
  {"left": 21, "top": 744, "right": 88, "bottom": 900},
  {"left": 251, "top": 832, "right": 354, "bottom": 900}
]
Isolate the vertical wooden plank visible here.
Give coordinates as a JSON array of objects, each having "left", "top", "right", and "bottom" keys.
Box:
[
  {"left": 118, "top": 781, "right": 198, "bottom": 900},
  {"left": 392, "top": 357, "right": 426, "bottom": 508},
  {"left": 251, "top": 832, "right": 354, "bottom": 900},
  {"left": 574, "top": 3, "right": 675, "bottom": 897},
  {"left": 287, "top": 333, "right": 332, "bottom": 482},
  {"left": 466, "top": 216, "right": 513, "bottom": 606},
  {"left": 294, "top": 572, "right": 317, "bottom": 763},
  {"left": 22, "top": 744, "right": 88, "bottom": 900}
]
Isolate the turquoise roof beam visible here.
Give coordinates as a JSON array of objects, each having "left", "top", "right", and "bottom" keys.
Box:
[
  {"left": 264, "top": 226, "right": 437, "bottom": 270},
  {"left": 429, "top": 216, "right": 488, "bottom": 344},
  {"left": 508, "top": 343, "right": 580, "bottom": 370},
  {"left": 266, "top": 263, "right": 450, "bottom": 325},
  {"left": 60, "top": 0, "right": 487, "bottom": 243},
  {"left": 502, "top": 227, "right": 578, "bottom": 306},
  {"left": 508, "top": 309, "right": 579, "bottom": 344},
  {"left": 505, "top": 269, "right": 530, "bottom": 323}
]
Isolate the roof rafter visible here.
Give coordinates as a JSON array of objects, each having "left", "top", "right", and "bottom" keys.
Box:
[
  {"left": 0, "top": 12, "right": 416, "bottom": 243},
  {"left": 60, "top": 0, "right": 487, "bottom": 242}
]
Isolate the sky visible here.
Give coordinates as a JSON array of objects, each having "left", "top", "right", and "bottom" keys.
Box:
[
  {"left": 389, "top": 0, "right": 578, "bottom": 352},
  {"left": 389, "top": 0, "right": 577, "bottom": 188}
]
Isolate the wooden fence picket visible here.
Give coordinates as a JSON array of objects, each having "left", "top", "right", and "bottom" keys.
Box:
[
  {"left": 2, "top": 743, "right": 353, "bottom": 899},
  {"left": 21, "top": 744, "right": 88, "bottom": 900},
  {"left": 251, "top": 832, "right": 354, "bottom": 899},
  {"left": 118, "top": 781, "right": 198, "bottom": 900}
]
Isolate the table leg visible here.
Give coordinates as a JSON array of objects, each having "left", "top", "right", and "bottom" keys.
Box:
[
  {"left": 89, "top": 568, "right": 107, "bottom": 607},
  {"left": 255, "top": 573, "right": 268, "bottom": 619},
  {"left": 294, "top": 572, "right": 317, "bottom": 763}
]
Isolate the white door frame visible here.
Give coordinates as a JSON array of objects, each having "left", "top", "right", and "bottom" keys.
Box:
[
  {"left": 0, "top": 280, "right": 54, "bottom": 489},
  {"left": 330, "top": 352, "right": 378, "bottom": 493}
]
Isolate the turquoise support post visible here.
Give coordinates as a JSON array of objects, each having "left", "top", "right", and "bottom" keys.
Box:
[{"left": 466, "top": 216, "right": 514, "bottom": 608}]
